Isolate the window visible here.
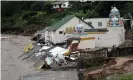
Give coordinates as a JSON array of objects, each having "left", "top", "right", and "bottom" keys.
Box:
[
  {"left": 63, "top": 4, "right": 66, "bottom": 6},
  {"left": 88, "top": 22, "right": 92, "bottom": 25},
  {"left": 59, "top": 31, "right": 63, "bottom": 34},
  {"left": 98, "top": 22, "right": 102, "bottom": 26}
]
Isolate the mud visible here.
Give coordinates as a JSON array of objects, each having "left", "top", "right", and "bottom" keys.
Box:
[
  {"left": 84, "top": 57, "right": 133, "bottom": 80},
  {"left": 1, "top": 34, "right": 78, "bottom": 80}
]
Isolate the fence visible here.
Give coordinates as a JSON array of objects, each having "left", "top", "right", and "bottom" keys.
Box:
[
  {"left": 77, "top": 47, "right": 133, "bottom": 69},
  {"left": 77, "top": 48, "right": 108, "bottom": 69},
  {"left": 79, "top": 48, "right": 108, "bottom": 60},
  {"left": 108, "top": 47, "right": 133, "bottom": 57}
]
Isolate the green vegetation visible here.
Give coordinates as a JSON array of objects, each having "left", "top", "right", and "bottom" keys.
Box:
[
  {"left": 103, "top": 73, "right": 133, "bottom": 80},
  {"left": 1, "top": 1, "right": 133, "bottom": 35},
  {"left": 120, "top": 73, "right": 133, "bottom": 80}
]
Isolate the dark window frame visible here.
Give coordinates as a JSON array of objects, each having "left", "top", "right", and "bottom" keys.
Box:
[
  {"left": 63, "top": 4, "right": 66, "bottom": 6},
  {"left": 59, "top": 31, "right": 63, "bottom": 34},
  {"left": 98, "top": 22, "right": 102, "bottom": 26}
]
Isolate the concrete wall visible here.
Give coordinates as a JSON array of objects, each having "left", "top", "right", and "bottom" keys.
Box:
[{"left": 84, "top": 18, "right": 109, "bottom": 29}]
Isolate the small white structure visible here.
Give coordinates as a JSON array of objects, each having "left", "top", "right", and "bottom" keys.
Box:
[
  {"left": 84, "top": 6, "right": 125, "bottom": 48},
  {"left": 80, "top": 0, "right": 88, "bottom": 2},
  {"left": 52, "top": 1, "right": 70, "bottom": 9},
  {"left": 45, "top": 15, "right": 93, "bottom": 44}
]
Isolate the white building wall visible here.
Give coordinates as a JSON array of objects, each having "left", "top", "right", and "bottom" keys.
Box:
[
  {"left": 86, "top": 27, "right": 125, "bottom": 48},
  {"left": 45, "top": 17, "right": 125, "bottom": 48},
  {"left": 53, "top": 17, "right": 92, "bottom": 43},
  {"left": 61, "top": 2, "right": 69, "bottom": 8},
  {"left": 78, "top": 40, "right": 95, "bottom": 49},
  {"left": 84, "top": 18, "right": 109, "bottom": 29}
]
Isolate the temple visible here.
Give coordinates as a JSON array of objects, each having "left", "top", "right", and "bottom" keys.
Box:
[{"left": 108, "top": 6, "right": 124, "bottom": 27}]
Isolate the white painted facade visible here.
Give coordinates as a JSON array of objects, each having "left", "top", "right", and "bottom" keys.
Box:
[
  {"left": 43, "top": 6, "right": 126, "bottom": 48},
  {"left": 86, "top": 27, "right": 125, "bottom": 48},
  {"left": 45, "top": 17, "right": 92, "bottom": 44},
  {"left": 84, "top": 18, "right": 109, "bottom": 29},
  {"left": 84, "top": 17, "right": 125, "bottom": 47},
  {"left": 44, "top": 17, "right": 125, "bottom": 48},
  {"left": 78, "top": 39, "right": 95, "bottom": 49},
  {"left": 52, "top": 1, "right": 70, "bottom": 9}
]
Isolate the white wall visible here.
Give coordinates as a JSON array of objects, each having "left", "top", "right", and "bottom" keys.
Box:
[
  {"left": 86, "top": 27, "right": 125, "bottom": 48},
  {"left": 84, "top": 18, "right": 109, "bottom": 29},
  {"left": 78, "top": 39, "right": 95, "bottom": 49},
  {"left": 53, "top": 17, "right": 92, "bottom": 43},
  {"left": 61, "top": 2, "right": 69, "bottom": 8},
  {"left": 45, "top": 17, "right": 125, "bottom": 48}
]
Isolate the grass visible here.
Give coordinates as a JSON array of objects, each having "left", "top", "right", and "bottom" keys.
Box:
[
  {"left": 104, "top": 73, "right": 133, "bottom": 80},
  {"left": 120, "top": 73, "right": 133, "bottom": 80}
]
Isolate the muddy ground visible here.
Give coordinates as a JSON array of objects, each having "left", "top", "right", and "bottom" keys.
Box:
[{"left": 1, "top": 34, "right": 78, "bottom": 80}]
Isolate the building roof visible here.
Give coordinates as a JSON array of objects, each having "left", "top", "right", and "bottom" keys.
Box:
[
  {"left": 52, "top": 1, "right": 66, "bottom": 5},
  {"left": 47, "top": 15, "right": 75, "bottom": 31},
  {"left": 47, "top": 15, "right": 94, "bottom": 31}
]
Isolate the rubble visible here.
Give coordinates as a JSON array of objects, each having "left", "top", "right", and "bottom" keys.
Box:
[
  {"left": 84, "top": 58, "right": 133, "bottom": 80},
  {"left": 19, "top": 37, "right": 80, "bottom": 70}
]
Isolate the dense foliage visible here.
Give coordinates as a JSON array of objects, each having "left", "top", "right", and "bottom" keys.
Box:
[{"left": 1, "top": 1, "right": 133, "bottom": 35}]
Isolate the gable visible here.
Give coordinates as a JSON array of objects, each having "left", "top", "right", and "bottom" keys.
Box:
[
  {"left": 55, "top": 17, "right": 94, "bottom": 33},
  {"left": 47, "top": 15, "right": 75, "bottom": 31},
  {"left": 46, "top": 15, "right": 94, "bottom": 32}
]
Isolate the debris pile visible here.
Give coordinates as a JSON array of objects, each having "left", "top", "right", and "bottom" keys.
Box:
[{"left": 19, "top": 36, "right": 81, "bottom": 70}]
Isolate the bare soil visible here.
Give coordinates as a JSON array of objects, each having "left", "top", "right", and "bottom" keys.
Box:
[{"left": 84, "top": 57, "right": 133, "bottom": 80}]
